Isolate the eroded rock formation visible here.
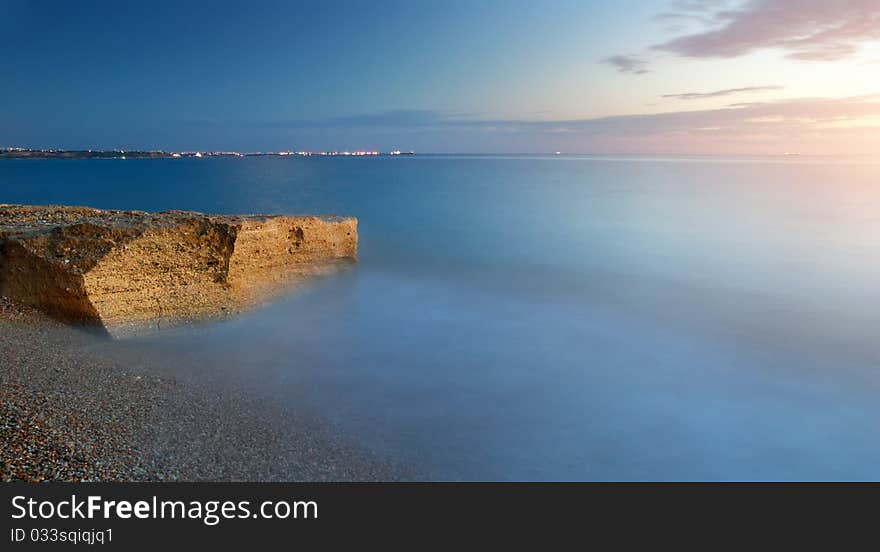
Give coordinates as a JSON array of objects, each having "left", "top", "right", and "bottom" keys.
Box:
[{"left": 0, "top": 205, "right": 357, "bottom": 335}]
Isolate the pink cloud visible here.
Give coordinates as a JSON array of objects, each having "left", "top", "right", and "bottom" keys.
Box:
[
  {"left": 464, "top": 95, "right": 880, "bottom": 154},
  {"left": 215, "top": 96, "right": 880, "bottom": 155},
  {"left": 653, "top": 0, "right": 880, "bottom": 61},
  {"left": 662, "top": 85, "right": 783, "bottom": 100}
]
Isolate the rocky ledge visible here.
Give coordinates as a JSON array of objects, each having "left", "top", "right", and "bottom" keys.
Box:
[{"left": 0, "top": 205, "right": 357, "bottom": 336}]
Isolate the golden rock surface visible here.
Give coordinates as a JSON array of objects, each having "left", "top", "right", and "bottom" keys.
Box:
[{"left": 0, "top": 205, "right": 357, "bottom": 335}]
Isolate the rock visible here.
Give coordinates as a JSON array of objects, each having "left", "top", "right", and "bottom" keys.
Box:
[{"left": 0, "top": 205, "right": 357, "bottom": 336}]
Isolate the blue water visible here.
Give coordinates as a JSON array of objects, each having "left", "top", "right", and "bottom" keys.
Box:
[{"left": 4, "top": 155, "right": 880, "bottom": 480}]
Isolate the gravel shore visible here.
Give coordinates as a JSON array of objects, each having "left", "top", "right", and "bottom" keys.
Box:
[{"left": 0, "top": 297, "right": 405, "bottom": 482}]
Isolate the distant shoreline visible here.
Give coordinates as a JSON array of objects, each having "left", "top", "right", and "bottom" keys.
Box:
[{"left": 0, "top": 149, "right": 415, "bottom": 160}]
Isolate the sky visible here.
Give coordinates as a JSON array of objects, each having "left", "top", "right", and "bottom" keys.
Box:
[{"left": 1, "top": 0, "right": 879, "bottom": 154}]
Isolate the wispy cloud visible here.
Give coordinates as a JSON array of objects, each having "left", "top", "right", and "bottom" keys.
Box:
[
  {"left": 662, "top": 85, "right": 783, "bottom": 100},
  {"left": 186, "top": 96, "right": 880, "bottom": 154},
  {"left": 653, "top": 0, "right": 880, "bottom": 61},
  {"left": 653, "top": 1, "right": 732, "bottom": 31},
  {"left": 209, "top": 110, "right": 474, "bottom": 129},
  {"left": 524, "top": 94, "right": 880, "bottom": 153},
  {"left": 669, "top": 0, "right": 731, "bottom": 11},
  {"left": 602, "top": 55, "right": 650, "bottom": 74},
  {"left": 241, "top": 96, "right": 880, "bottom": 134},
  {"left": 467, "top": 95, "right": 880, "bottom": 143},
  {"left": 608, "top": 0, "right": 880, "bottom": 76}
]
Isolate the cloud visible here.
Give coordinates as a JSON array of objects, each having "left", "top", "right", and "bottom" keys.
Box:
[
  {"left": 669, "top": 0, "right": 731, "bottom": 11},
  {"left": 515, "top": 94, "right": 880, "bottom": 154},
  {"left": 602, "top": 55, "right": 650, "bottom": 74},
  {"left": 431, "top": 95, "right": 878, "bottom": 149},
  {"left": 317, "top": 110, "right": 457, "bottom": 127},
  {"left": 185, "top": 97, "right": 880, "bottom": 154},
  {"left": 245, "top": 96, "right": 880, "bottom": 139},
  {"left": 226, "top": 110, "right": 475, "bottom": 129},
  {"left": 654, "top": 1, "right": 732, "bottom": 30},
  {"left": 653, "top": 0, "right": 880, "bottom": 61},
  {"left": 653, "top": 12, "right": 712, "bottom": 33},
  {"left": 662, "top": 85, "right": 783, "bottom": 100}
]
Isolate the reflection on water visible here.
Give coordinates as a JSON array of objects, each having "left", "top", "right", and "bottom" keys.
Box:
[{"left": 4, "top": 155, "right": 880, "bottom": 480}]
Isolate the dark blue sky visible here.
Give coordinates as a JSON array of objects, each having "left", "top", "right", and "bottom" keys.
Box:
[{"left": 3, "top": 0, "right": 656, "bottom": 151}]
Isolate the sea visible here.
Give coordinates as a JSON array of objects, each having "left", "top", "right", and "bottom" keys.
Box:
[{"left": 3, "top": 154, "right": 880, "bottom": 480}]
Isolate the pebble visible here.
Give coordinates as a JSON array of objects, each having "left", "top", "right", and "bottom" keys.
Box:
[{"left": 1, "top": 296, "right": 408, "bottom": 482}]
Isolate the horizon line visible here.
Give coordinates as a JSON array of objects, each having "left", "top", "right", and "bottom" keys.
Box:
[{"left": 0, "top": 146, "right": 868, "bottom": 158}]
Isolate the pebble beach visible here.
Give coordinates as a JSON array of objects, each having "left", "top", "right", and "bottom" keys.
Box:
[{"left": 0, "top": 297, "right": 403, "bottom": 482}]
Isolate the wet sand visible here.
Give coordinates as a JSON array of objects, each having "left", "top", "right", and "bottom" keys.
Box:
[{"left": 0, "top": 297, "right": 405, "bottom": 482}]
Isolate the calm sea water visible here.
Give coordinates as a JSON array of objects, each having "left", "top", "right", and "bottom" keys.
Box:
[{"left": 3, "top": 154, "right": 880, "bottom": 480}]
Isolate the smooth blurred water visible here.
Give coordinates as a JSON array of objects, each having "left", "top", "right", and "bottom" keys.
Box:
[{"left": 4, "top": 154, "right": 880, "bottom": 480}]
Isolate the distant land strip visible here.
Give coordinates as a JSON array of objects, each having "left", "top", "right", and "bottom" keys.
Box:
[{"left": 0, "top": 148, "right": 415, "bottom": 160}]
